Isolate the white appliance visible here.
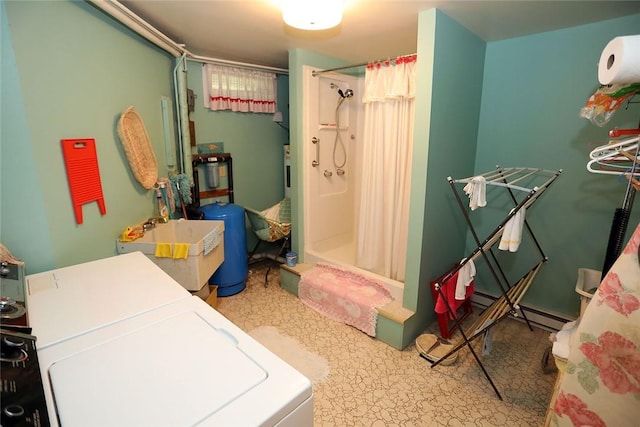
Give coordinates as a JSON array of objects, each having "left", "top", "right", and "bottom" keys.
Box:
[
  {"left": 26, "top": 252, "right": 313, "bottom": 426},
  {"left": 26, "top": 252, "right": 191, "bottom": 349}
]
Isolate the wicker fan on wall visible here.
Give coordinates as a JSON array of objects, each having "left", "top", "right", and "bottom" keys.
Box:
[{"left": 117, "top": 106, "right": 158, "bottom": 190}]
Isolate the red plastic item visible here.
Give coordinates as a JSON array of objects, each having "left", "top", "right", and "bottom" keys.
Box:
[
  {"left": 430, "top": 274, "right": 473, "bottom": 339},
  {"left": 61, "top": 139, "right": 106, "bottom": 224},
  {"left": 609, "top": 128, "right": 640, "bottom": 137}
]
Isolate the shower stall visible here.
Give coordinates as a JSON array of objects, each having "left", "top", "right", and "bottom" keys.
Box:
[{"left": 301, "top": 66, "right": 404, "bottom": 303}]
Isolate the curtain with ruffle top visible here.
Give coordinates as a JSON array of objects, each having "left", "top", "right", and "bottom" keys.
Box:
[
  {"left": 202, "top": 64, "right": 276, "bottom": 113},
  {"left": 356, "top": 55, "right": 416, "bottom": 282}
]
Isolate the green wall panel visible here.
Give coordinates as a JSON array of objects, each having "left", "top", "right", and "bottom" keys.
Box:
[
  {"left": 2, "top": 0, "right": 292, "bottom": 271},
  {"left": 407, "top": 9, "right": 486, "bottom": 345},
  {"left": 1, "top": 2, "right": 55, "bottom": 272},
  {"left": 475, "top": 14, "right": 640, "bottom": 316},
  {"left": 3, "top": 0, "right": 175, "bottom": 271},
  {"left": 186, "top": 62, "right": 289, "bottom": 211}
]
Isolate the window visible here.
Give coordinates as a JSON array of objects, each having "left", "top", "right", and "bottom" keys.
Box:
[{"left": 202, "top": 64, "right": 276, "bottom": 113}]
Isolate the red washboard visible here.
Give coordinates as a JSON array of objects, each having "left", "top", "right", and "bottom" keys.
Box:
[{"left": 61, "top": 138, "right": 106, "bottom": 224}]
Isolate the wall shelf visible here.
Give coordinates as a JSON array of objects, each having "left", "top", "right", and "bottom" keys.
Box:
[{"left": 197, "top": 189, "right": 229, "bottom": 200}]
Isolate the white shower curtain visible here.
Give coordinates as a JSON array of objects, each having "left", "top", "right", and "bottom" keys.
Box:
[{"left": 355, "top": 56, "right": 416, "bottom": 282}]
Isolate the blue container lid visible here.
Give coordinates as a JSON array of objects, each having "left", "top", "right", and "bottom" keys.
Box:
[{"left": 200, "top": 201, "right": 244, "bottom": 219}]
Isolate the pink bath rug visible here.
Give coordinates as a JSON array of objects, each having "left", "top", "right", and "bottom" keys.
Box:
[{"left": 298, "top": 262, "right": 393, "bottom": 336}]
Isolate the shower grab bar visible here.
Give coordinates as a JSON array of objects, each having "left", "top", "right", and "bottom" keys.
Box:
[{"left": 312, "top": 137, "right": 319, "bottom": 167}]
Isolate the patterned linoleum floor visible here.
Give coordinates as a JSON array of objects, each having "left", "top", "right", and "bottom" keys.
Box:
[{"left": 215, "top": 262, "right": 556, "bottom": 427}]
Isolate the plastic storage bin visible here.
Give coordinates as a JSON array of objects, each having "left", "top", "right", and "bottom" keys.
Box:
[
  {"left": 200, "top": 202, "right": 248, "bottom": 296},
  {"left": 575, "top": 268, "right": 601, "bottom": 317}
]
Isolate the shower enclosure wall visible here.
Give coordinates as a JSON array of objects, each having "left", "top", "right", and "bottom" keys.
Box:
[{"left": 302, "top": 66, "right": 404, "bottom": 303}]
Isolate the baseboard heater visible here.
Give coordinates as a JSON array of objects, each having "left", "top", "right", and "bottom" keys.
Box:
[{"left": 470, "top": 291, "right": 575, "bottom": 332}]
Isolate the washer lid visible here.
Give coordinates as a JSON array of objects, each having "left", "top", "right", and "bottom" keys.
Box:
[
  {"left": 26, "top": 252, "right": 190, "bottom": 348},
  {"left": 49, "top": 311, "right": 267, "bottom": 427}
]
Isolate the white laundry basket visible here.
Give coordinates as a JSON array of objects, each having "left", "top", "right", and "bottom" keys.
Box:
[{"left": 575, "top": 268, "right": 601, "bottom": 317}]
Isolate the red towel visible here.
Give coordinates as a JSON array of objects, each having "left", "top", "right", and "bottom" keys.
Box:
[{"left": 434, "top": 270, "right": 474, "bottom": 319}]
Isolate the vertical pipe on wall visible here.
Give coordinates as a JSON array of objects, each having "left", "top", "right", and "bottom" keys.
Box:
[
  {"left": 173, "top": 54, "right": 192, "bottom": 178},
  {"left": 173, "top": 56, "right": 184, "bottom": 171}
]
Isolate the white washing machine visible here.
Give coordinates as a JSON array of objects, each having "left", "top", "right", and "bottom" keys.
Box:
[
  {"left": 26, "top": 252, "right": 192, "bottom": 349},
  {"left": 26, "top": 253, "right": 313, "bottom": 426}
]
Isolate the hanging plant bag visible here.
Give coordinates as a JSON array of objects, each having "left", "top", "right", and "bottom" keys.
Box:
[{"left": 117, "top": 106, "right": 158, "bottom": 189}]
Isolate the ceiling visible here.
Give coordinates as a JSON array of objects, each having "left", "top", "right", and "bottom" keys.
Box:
[{"left": 119, "top": 0, "right": 640, "bottom": 70}]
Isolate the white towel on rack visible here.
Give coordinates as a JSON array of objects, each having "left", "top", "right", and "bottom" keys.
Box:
[
  {"left": 499, "top": 211, "right": 515, "bottom": 251},
  {"left": 499, "top": 208, "right": 526, "bottom": 252},
  {"left": 455, "top": 259, "right": 476, "bottom": 300},
  {"left": 463, "top": 176, "right": 487, "bottom": 211}
]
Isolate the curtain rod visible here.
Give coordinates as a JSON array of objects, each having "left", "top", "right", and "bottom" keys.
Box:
[
  {"left": 188, "top": 55, "right": 288, "bottom": 75},
  {"left": 312, "top": 62, "right": 368, "bottom": 76},
  {"left": 312, "top": 54, "right": 416, "bottom": 76}
]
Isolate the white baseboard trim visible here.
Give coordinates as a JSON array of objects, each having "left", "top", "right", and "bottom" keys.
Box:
[{"left": 471, "top": 292, "right": 576, "bottom": 332}]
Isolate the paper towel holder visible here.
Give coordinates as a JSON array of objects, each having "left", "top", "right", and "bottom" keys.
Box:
[{"left": 624, "top": 93, "right": 639, "bottom": 110}]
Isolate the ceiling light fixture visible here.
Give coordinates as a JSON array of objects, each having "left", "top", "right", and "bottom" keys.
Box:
[{"left": 282, "top": 0, "right": 343, "bottom": 31}]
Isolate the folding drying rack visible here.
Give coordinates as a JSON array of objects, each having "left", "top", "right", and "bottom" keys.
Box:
[{"left": 430, "top": 166, "right": 562, "bottom": 400}]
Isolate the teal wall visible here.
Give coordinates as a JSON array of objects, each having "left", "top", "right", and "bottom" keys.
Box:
[
  {"left": 1, "top": 1, "right": 288, "bottom": 273},
  {"left": 1, "top": 3, "right": 55, "bottom": 272},
  {"left": 403, "top": 9, "right": 486, "bottom": 345},
  {"left": 2, "top": 1, "right": 174, "bottom": 272},
  {"left": 185, "top": 62, "right": 290, "bottom": 249},
  {"left": 186, "top": 62, "right": 289, "bottom": 209},
  {"left": 474, "top": 14, "right": 640, "bottom": 317}
]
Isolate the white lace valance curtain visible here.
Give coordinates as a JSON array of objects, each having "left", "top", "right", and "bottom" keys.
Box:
[
  {"left": 362, "top": 55, "right": 416, "bottom": 103},
  {"left": 202, "top": 64, "right": 276, "bottom": 113}
]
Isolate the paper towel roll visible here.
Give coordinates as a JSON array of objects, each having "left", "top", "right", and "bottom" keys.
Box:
[{"left": 598, "top": 35, "right": 640, "bottom": 85}]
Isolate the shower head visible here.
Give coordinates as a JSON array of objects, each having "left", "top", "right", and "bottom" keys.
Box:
[{"left": 330, "top": 83, "right": 354, "bottom": 99}]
